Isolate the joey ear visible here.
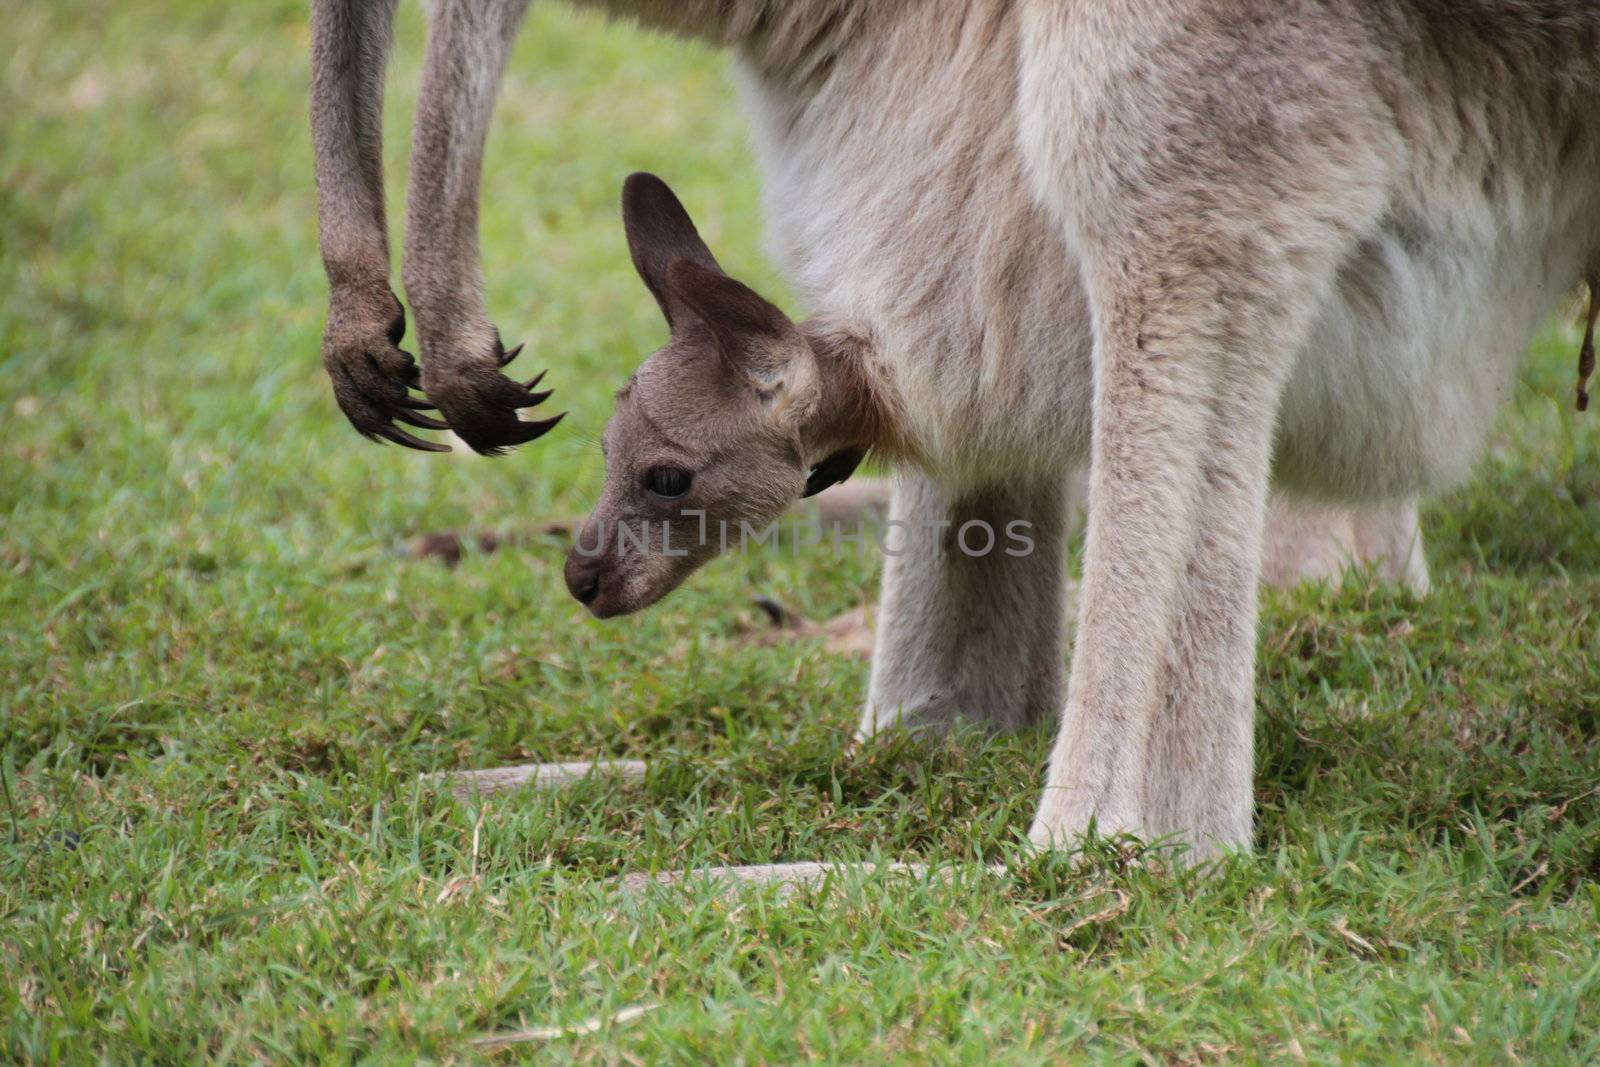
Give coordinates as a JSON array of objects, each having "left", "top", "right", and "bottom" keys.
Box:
[
  {"left": 621, "top": 172, "right": 724, "bottom": 329},
  {"left": 663, "top": 257, "right": 816, "bottom": 398}
]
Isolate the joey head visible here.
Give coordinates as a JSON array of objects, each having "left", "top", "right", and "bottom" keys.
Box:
[{"left": 564, "top": 174, "right": 880, "bottom": 618}]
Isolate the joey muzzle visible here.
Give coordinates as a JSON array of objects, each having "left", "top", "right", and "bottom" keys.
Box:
[{"left": 562, "top": 525, "right": 619, "bottom": 618}]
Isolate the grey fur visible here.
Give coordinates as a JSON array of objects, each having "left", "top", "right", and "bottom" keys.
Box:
[
  {"left": 312, "top": 0, "right": 1598, "bottom": 860},
  {"left": 860, "top": 471, "right": 1071, "bottom": 737},
  {"left": 310, "top": 0, "right": 560, "bottom": 455}
]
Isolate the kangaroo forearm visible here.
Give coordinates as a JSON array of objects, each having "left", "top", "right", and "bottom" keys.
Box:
[
  {"left": 401, "top": 0, "right": 530, "bottom": 351},
  {"left": 310, "top": 0, "right": 400, "bottom": 292}
]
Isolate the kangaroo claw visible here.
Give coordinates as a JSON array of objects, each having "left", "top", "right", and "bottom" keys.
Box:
[
  {"left": 422, "top": 328, "right": 565, "bottom": 456},
  {"left": 324, "top": 298, "right": 453, "bottom": 453}
]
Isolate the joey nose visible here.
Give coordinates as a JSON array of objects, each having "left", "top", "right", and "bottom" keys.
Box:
[{"left": 564, "top": 554, "right": 602, "bottom": 606}]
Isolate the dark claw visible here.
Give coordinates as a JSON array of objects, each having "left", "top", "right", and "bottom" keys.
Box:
[
  {"left": 504, "top": 412, "right": 565, "bottom": 445},
  {"left": 522, "top": 370, "right": 547, "bottom": 391},
  {"left": 395, "top": 408, "right": 451, "bottom": 431},
  {"left": 372, "top": 423, "right": 451, "bottom": 452},
  {"left": 325, "top": 290, "right": 453, "bottom": 453},
  {"left": 410, "top": 327, "right": 566, "bottom": 455},
  {"left": 479, "top": 372, "right": 548, "bottom": 410}
]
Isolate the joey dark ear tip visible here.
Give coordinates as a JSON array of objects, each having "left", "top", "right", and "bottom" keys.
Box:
[
  {"left": 621, "top": 171, "right": 651, "bottom": 208},
  {"left": 622, "top": 172, "right": 727, "bottom": 326},
  {"left": 623, "top": 171, "right": 666, "bottom": 195},
  {"left": 621, "top": 171, "right": 676, "bottom": 220}
]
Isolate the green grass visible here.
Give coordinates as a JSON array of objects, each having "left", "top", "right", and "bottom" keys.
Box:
[{"left": 4, "top": 1, "right": 1599, "bottom": 1061}]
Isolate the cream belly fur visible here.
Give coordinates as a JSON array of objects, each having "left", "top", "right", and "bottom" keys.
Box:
[
  {"left": 737, "top": 4, "right": 1095, "bottom": 490},
  {"left": 1276, "top": 190, "right": 1599, "bottom": 500}
]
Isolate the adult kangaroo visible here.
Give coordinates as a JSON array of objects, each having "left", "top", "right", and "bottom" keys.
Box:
[{"left": 309, "top": 0, "right": 1600, "bottom": 860}]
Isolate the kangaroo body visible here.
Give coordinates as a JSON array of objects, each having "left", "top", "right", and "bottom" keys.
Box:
[
  {"left": 736, "top": 1, "right": 1597, "bottom": 498},
  {"left": 310, "top": 0, "right": 1600, "bottom": 858}
]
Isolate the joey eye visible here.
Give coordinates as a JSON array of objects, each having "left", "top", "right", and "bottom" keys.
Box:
[{"left": 645, "top": 466, "right": 693, "bottom": 498}]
